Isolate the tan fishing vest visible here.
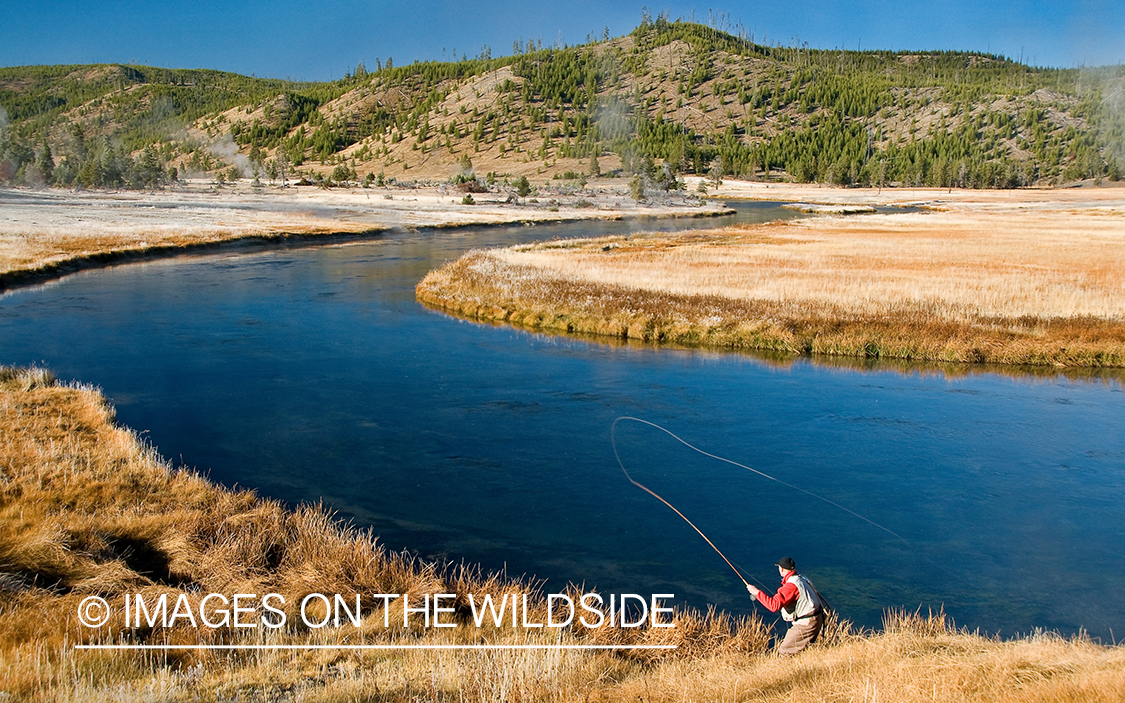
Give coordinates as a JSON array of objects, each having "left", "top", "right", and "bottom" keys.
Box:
[{"left": 780, "top": 573, "right": 822, "bottom": 622}]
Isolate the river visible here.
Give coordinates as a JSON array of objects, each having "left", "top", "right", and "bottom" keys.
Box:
[{"left": 2, "top": 202, "right": 1122, "bottom": 640}]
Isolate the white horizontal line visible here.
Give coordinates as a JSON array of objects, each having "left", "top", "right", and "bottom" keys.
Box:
[{"left": 75, "top": 644, "right": 677, "bottom": 651}]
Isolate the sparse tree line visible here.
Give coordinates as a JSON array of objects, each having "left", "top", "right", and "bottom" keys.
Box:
[
  {"left": 0, "top": 126, "right": 175, "bottom": 189},
  {"left": 1, "top": 20, "right": 1122, "bottom": 191}
]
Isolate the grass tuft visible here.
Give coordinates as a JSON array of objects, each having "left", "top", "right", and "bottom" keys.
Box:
[{"left": 0, "top": 365, "right": 56, "bottom": 391}]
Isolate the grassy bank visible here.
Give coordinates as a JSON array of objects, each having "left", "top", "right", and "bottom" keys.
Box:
[
  {"left": 416, "top": 207, "right": 1125, "bottom": 367},
  {"left": 2, "top": 366, "right": 1124, "bottom": 701}
]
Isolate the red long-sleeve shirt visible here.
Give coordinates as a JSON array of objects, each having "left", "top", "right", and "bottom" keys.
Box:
[{"left": 755, "top": 579, "right": 798, "bottom": 612}]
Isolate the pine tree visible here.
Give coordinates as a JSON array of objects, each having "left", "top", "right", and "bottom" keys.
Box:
[
  {"left": 137, "top": 146, "right": 163, "bottom": 190},
  {"left": 36, "top": 143, "right": 54, "bottom": 183}
]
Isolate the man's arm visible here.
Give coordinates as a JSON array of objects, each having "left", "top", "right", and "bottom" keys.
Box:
[{"left": 746, "top": 582, "right": 798, "bottom": 612}]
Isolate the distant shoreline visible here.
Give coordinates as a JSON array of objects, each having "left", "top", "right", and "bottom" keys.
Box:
[{"left": 0, "top": 180, "right": 729, "bottom": 293}]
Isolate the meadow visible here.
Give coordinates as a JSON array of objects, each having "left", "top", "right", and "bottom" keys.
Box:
[{"left": 417, "top": 188, "right": 1125, "bottom": 366}]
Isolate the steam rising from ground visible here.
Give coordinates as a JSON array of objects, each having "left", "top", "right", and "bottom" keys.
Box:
[
  {"left": 1072, "top": 67, "right": 1125, "bottom": 170},
  {"left": 208, "top": 135, "right": 253, "bottom": 177},
  {"left": 1090, "top": 69, "right": 1125, "bottom": 166}
]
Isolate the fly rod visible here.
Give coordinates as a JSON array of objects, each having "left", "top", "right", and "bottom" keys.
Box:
[{"left": 612, "top": 417, "right": 759, "bottom": 588}]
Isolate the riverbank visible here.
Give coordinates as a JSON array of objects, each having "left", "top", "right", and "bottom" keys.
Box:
[
  {"left": 2, "top": 366, "right": 1122, "bottom": 702},
  {"left": 0, "top": 179, "right": 726, "bottom": 291},
  {"left": 688, "top": 177, "right": 1125, "bottom": 208},
  {"left": 417, "top": 182, "right": 1125, "bottom": 367}
]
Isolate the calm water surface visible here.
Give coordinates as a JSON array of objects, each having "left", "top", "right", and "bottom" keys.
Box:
[{"left": 3, "top": 202, "right": 1123, "bottom": 639}]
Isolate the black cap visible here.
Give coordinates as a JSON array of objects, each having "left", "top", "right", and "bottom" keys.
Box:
[{"left": 775, "top": 557, "right": 796, "bottom": 570}]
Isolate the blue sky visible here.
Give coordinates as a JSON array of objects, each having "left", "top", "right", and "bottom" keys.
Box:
[{"left": 1, "top": 1, "right": 1122, "bottom": 81}]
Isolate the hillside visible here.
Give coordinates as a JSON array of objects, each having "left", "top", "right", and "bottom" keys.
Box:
[{"left": 1, "top": 19, "right": 1123, "bottom": 192}]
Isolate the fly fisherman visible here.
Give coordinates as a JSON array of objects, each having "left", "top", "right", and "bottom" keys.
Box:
[{"left": 746, "top": 557, "right": 826, "bottom": 655}]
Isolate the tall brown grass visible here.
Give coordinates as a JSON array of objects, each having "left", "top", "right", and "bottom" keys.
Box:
[
  {"left": 416, "top": 212, "right": 1125, "bottom": 366},
  {"left": 2, "top": 366, "right": 1122, "bottom": 701}
]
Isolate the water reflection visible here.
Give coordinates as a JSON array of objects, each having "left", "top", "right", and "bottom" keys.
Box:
[{"left": 428, "top": 306, "right": 1125, "bottom": 385}]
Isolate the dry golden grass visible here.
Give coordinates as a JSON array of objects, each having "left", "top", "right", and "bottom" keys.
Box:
[
  {"left": 417, "top": 204, "right": 1125, "bottom": 366},
  {"left": 591, "top": 610, "right": 1125, "bottom": 703},
  {"left": 2, "top": 367, "right": 1123, "bottom": 701}
]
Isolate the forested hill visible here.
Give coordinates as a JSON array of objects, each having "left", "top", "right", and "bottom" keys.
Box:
[{"left": 2, "top": 19, "right": 1123, "bottom": 190}]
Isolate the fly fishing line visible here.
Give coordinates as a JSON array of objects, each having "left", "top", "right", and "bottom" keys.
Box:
[
  {"left": 611, "top": 416, "right": 961, "bottom": 589},
  {"left": 612, "top": 417, "right": 762, "bottom": 588}
]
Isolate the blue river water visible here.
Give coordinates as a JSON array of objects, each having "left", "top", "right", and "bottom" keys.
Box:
[{"left": 2, "top": 202, "right": 1123, "bottom": 640}]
